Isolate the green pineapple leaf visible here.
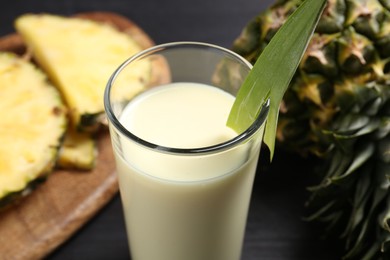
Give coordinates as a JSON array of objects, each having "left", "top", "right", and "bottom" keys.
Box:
[{"left": 226, "top": 0, "right": 327, "bottom": 159}]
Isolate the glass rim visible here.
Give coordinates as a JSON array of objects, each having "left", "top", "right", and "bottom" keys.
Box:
[{"left": 104, "top": 41, "right": 269, "bottom": 155}]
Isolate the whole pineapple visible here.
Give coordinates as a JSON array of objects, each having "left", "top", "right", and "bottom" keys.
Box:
[{"left": 233, "top": 0, "right": 390, "bottom": 259}]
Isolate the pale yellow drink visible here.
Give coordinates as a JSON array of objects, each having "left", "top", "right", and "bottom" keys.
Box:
[{"left": 113, "top": 82, "right": 264, "bottom": 260}]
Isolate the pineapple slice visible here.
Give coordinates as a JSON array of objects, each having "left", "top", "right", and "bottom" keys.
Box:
[
  {"left": 15, "top": 14, "right": 151, "bottom": 131},
  {"left": 57, "top": 129, "right": 96, "bottom": 170},
  {"left": 0, "top": 52, "right": 66, "bottom": 203}
]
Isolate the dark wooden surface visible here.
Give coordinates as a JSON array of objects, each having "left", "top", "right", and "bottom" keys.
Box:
[{"left": 0, "top": 0, "right": 342, "bottom": 259}]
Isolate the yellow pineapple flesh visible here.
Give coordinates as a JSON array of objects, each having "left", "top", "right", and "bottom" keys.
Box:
[
  {"left": 15, "top": 14, "right": 151, "bottom": 131},
  {"left": 0, "top": 52, "right": 66, "bottom": 203},
  {"left": 57, "top": 129, "right": 96, "bottom": 170}
]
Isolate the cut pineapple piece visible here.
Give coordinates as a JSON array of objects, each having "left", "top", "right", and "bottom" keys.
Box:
[
  {"left": 57, "top": 129, "right": 96, "bottom": 170},
  {"left": 15, "top": 14, "right": 151, "bottom": 131},
  {"left": 0, "top": 52, "right": 66, "bottom": 202}
]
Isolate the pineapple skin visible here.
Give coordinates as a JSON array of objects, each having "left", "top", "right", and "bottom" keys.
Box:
[
  {"left": 15, "top": 14, "right": 148, "bottom": 132},
  {"left": 233, "top": 0, "right": 390, "bottom": 259},
  {"left": 0, "top": 52, "right": 67, "bottom": 207}
]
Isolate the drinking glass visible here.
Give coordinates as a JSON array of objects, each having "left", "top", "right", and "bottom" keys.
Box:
[{"left": 104, "top": 42, "right": 269, "bottom": 260}]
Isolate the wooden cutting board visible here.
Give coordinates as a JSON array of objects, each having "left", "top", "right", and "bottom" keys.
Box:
[{"left": 0, "top": 12, "right": 154, "bottom": 260}]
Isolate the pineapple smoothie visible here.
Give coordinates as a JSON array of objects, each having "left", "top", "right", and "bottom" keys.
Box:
[{"left": 113, "top": 82, "right": 263, "bottom": 260}]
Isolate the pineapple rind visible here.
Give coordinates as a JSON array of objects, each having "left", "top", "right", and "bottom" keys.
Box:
[
  {"left": 15, "top": 14, "right": 149, "bottom": 131},
  {"left": 0, "top": 52, "right": 66, "bottom": 200}
]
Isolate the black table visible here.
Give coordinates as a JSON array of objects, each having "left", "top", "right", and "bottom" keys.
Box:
[{"left": 1, "top": 1, "right": 341, "bottom": 259}]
